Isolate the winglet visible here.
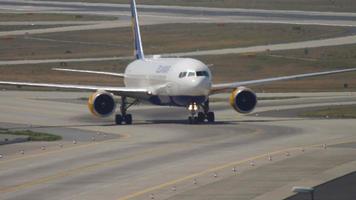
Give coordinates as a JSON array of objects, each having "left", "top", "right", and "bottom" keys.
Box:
[{"left": 131, "top": 0, "right": 145, "bottom": 60}]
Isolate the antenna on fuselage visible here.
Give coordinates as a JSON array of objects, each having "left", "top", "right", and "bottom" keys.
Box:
[{"left": 130, "top": 0, "right": 145, "bottom": 60}]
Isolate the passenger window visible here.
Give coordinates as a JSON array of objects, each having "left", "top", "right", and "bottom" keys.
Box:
[{"left": 188, "top": 72, "right": 195, "bottom": 77}]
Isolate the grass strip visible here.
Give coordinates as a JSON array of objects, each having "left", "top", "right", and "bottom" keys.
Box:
[
  {"left": 0, "top": 129, "right": 62, "bottom": 141},
  {"left": 300, "top": 105, "right": 356, "bottom": 119}
]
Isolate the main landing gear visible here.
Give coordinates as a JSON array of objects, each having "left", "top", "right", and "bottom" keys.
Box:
[
  {"left": 188, "top": 100, "right": 215, "bottom": 124},
  {"left": 115, "top": 96, "right": 137, "bottom": 125}
]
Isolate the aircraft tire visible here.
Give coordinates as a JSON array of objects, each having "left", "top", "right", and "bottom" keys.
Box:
[
  {"left": 115, "top": 114, "right": 123, "bottom": 125},
  {"left": 207, "top": 112, "right": 215, "bottom": 123},
  {"left": 188, "top": 116, "right": 194, "bottom": 124},
  {"left": 124, "top": 114, "right": 133, "bottom": 125},
  {"left": 197, "top": 112, "right": 205, "bottom": 123}
]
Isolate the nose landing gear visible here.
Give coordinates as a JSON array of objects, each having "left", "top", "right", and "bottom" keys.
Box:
[
  {"left": 188, "top": 102, "right": 199, "bottom": 124},
  {"left": 187, "top": 100, "right": 215, "bottom": 124}
]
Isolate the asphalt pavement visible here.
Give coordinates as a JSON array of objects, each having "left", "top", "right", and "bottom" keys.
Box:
[{"left": 0, "top": 91, "right": 355, "bottom": 200}]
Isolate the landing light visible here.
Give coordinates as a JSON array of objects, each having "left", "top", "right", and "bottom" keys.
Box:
[{"left": 188, "top": 102, "right": 199, "bottom": 111}]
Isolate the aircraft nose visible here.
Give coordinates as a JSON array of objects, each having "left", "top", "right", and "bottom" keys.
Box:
[{"left": 190, "top": 77, "right": 211, "bottom": 95}]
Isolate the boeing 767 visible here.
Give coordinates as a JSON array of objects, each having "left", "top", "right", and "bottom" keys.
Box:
[{"left": 1, "top": 0, "right": 356, "bottom": 124}]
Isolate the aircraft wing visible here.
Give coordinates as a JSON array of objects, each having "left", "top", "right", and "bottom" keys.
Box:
[
  {"left": 211, "top": 68, "right": 356, "bottom": 94},
  {"left": 0, "top": 81, "right": 148, "bottom": 98},
  {"left": 53, "top": 68, "right": 125, "bottom": 78}
]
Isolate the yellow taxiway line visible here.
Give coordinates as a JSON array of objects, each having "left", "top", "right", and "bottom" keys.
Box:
[
  {"left": 117, "top": 137, "right": 356, "bottom": 200},
  {"left": 0, "top": 128, "right": 262, "bottom": 194},
  {"left": 0, "top": 143, "right": 162, "bottom": 194}
]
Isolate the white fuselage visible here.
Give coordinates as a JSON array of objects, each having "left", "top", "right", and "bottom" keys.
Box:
[{"left": 124, "top": 57, "right": 212, "bottom": 106}]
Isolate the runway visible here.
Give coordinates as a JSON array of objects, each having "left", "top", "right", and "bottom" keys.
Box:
[{"left": 0, "top": 91, "right": 355, "bottom": 200}]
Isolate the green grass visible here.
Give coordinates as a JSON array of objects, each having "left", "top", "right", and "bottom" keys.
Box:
[
  {"left": 0, "top": 25, "right": 75, "bottom": 32},
  {"left": 0, "top": 22, "right": 356, "bottom": 92},
  {"left": 300, "top": 105, "right": 356, "bottom": 119},
  {"left": 0, "top": 13, "right": 116, "bottom": 22},
  {"left": 0, "top": 23, "right": 350, "bottom": 60},
  {"left": 194, "top": 44, "right": 356, "bottom": 92},
  {"left": 0, "top": 129, "right": 62, "bottom": 141},
  {"left": 1, "top": 44, "right": 356, "bottom": 92}
]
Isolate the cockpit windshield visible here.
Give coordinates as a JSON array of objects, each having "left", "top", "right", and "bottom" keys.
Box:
[
  {"left": 188, "top": 72, "right": 195, "bottom": 77},
  {"left": 196, "top": 71, "right": 209, "bottom": 77},
  {"left": 179, "top": 71, "right": 209, "bottom": 78},
  {"left": 179, "top": 72, "right": 187, "bottom": 78}
]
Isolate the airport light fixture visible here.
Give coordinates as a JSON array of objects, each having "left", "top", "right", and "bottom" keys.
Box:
[
  {"left": 194, "top": 178, "right": 198, "bottom": 185},
  {"left": 292, "top": 186, "right": 315, "bottom": 200}
]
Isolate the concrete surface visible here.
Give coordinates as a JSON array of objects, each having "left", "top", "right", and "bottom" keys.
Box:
[
  {"left": 0, "top": 91, "right": 355, "bottom": 200},
  {"left": 167, "top": 147, "right": 356, "bottom": 200}
]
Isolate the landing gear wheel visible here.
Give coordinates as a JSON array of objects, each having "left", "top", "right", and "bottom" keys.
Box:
[
  {"left": 188, "top": 116, "right": 194, "bottom": 124},
  {"left": 207, "top": 112, "right": 215, "bottom": 123},
  {"left": 197, "top": 112, "right": 205, "bottom": 123},
  {"left": 116, "top": 96, "right": 139, "bottom": 125},
  {"left": 187, "top": 101, "right": 215, "bottom": 124},
  {"left": 115, "top": 114, "right": 123, "bottom": 125},
  {"left": 194, "top": 116, "right": 199, "bottom": 122},
  {"left": 124, "top": 114, "right": 133, "bottom": 125}
]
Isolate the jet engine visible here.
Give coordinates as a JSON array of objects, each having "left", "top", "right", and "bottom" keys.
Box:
[
  {"left": 230, "top": 87, "right": 257, "bottom": 114},
  {"left": 88, "top": 91, "right": 116, "bottom": 117}
]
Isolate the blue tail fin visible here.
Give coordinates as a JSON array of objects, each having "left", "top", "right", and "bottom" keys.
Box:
[{"left": 130, "top": 0, "right": 145, "bottom": 60}]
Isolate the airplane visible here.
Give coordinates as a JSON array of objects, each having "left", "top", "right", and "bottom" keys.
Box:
[{"left": 1, "top": 0, "right": 356, "bottom": 125}]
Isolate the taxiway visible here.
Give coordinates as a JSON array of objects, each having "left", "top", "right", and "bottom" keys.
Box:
[{"left": 0, "top": 91, "right": 355, "bottom": 200}]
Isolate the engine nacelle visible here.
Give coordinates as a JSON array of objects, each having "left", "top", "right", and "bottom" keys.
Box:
[
  {"left": 230, "top": 87, "right": 257, "bottom": 114},
  {"left": 88, "top": 91, "right": 116, "bottom": 118}
]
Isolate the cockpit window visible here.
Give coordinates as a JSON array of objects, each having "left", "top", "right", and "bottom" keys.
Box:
[
  {"left": 196, "top": 71, "right": 209, "bottom": 77},
  {"left": 188, "top": 72, "right": 195, "bottom": 77},
  {"left": 180, "top": 71, "right": 209, "bottom": 78},
  {"left": 179, "top": 72, "right": 187, "bottom": 78}
]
